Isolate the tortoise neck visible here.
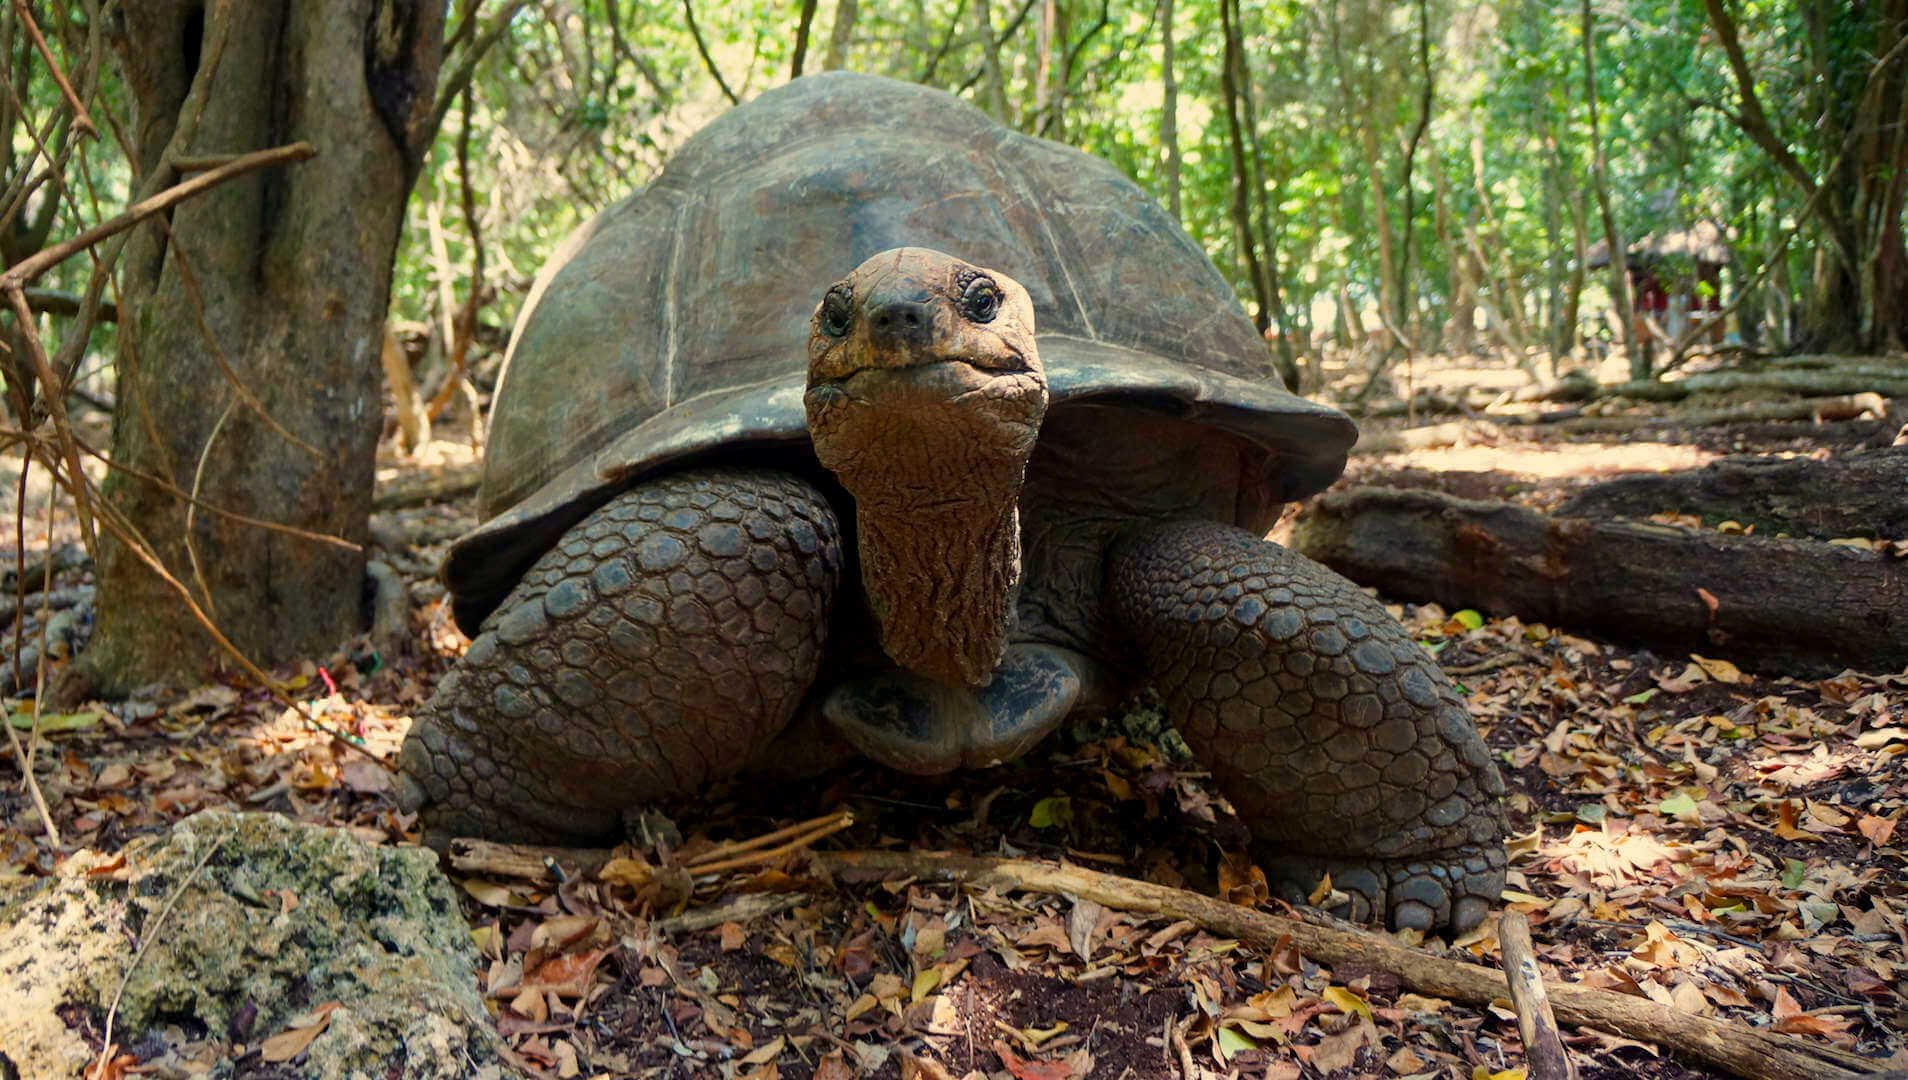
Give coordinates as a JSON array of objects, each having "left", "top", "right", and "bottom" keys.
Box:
[{"left": 853, "top": 500, "right": 1022, "bottom": 688}]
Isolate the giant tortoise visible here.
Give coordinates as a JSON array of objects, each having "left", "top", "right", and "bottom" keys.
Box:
[{"left": 397, "top": 72, "right": 1506, "bottom": 932}]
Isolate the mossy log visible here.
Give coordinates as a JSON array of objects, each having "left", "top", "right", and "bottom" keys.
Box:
[{"left": 1292, "top": 486, "right": 1908, "bottom": 675}]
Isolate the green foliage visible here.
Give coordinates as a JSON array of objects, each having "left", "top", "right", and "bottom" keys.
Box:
[{"left": 11, "top": 0, "right": 1897, "bottom": 395}]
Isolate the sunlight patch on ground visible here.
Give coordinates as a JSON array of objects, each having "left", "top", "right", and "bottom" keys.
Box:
[{"left": 1367, "top": 439, "right": 1719, "bottom": 479}]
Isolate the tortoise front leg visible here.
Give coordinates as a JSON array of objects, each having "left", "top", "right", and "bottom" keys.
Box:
[
  {"left": 1109, "top": 520, "right": 1506, "bottom": 933},
  {"left": 398, "top": 469, "right": 842, "bottom": 847}
]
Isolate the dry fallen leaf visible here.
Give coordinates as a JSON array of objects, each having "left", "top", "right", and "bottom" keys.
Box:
[{"left": 259, "top": 1001, "right": 342, "bottom": 1063}]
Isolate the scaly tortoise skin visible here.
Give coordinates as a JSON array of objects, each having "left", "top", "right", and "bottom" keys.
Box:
[{"left": 398, "top": 73, "right": 1506, "bottom": 933}]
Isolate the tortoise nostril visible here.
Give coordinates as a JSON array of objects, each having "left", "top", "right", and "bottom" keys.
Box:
[{"left": 866, "top": 298, "right": 934, "bottom": 344}]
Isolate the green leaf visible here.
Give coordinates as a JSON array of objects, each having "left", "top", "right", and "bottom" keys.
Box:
[
  {"left": 1657, "top": 792, "right": 1700, "bottom": 818},
  {"left": 1782, "top": 859, "right": 1807, "bottom": 889},
  {"left": 7, "top": 710, "right": 103, "bottom": 733},
  {"left": 1623, "top": 689, "right": 1659, "bottom": 705},
  {"left": 1028, "top": 796, "right": 1072, "bottom": 829},
  {"left": 1216, "top": 1025, "right": 1259, "bottom": 1058},
  {"left": 1452, "top": 609, "right": 1485, "bottom": 630},
  {"left": 1575, "top": 803, "right": 1607, "bottom": 824}
]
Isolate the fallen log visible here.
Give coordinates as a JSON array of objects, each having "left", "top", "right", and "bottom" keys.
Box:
[
  {"left": 1558, "top": 446, "right": 1908, "bottom": 540},
  {"left": 1292, "top": 487, "right": 1908, "bottom": 676},
  {"left": 1537, "top": 366, "right": 1908, "bottom": 403},
  {"left": 371, "top": 461, "right": 481, "bottom": 510},
  {"left": 1350, "top": 394, "right": 1889, "bottom": 455}
]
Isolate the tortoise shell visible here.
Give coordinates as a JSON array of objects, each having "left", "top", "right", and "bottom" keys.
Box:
[{"left": 444, "top": 72, "right": 1356, "bottom": 632}]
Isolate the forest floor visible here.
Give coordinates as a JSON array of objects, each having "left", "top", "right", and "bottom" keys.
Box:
[{"left": 2, "top": 361, "right": 1905, "bottom": 1080}]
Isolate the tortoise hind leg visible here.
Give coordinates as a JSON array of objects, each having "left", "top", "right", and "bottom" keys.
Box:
[
  {"left": 398, "top": 468, "right": 843, "bottom": 847},
  {"left": 1108, "top": 520, "right": 1506, "bottom": 933}
]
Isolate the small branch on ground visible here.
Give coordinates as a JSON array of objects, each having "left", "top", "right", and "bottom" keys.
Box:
[
  {"left": 92, "top": 827, "right": 227, "bottom": 1080},
  {"left": 808, "top": 850, "right": 1892, "bottom": 1080},
  {"left": 1500, "top": 911, "right": 1576, "bottom": 1080}
]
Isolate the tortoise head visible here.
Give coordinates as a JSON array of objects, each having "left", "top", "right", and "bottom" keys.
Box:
[{"left": 804, "top": 247, "right": 1047, "bottom": 688}]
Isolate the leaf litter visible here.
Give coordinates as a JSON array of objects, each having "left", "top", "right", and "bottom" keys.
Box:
[{"left": 0, "top": 446, "right": 1903, "bottom": 1079}]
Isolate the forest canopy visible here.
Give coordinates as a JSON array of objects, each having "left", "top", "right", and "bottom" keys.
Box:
[{"left": 12, "top": 0, "right": 1908, "bottom": 404}]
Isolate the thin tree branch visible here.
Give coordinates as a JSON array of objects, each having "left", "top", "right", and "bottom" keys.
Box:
[
  {"left": 0, "top": 141, "right": 315, "bottom": 289},
  {"left": 790, "top": 0, "right": 821, "bottom": 78},
  {"left": 10, "top": 0, "right": 93, "bottom": 138},
  {"left": 429, "top": 0, "right": 537, "bottom": 145},
  {"left": 683, "top": 0, "right": 738, "bottom": 105}
]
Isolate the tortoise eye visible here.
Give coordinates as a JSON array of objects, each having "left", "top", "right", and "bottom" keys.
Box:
[
  {"left": 818, "top": 286, "right": 854, "bottom": 338},
  {"left": 960, "top": 276, "right": 1001, "bottom": 323}
]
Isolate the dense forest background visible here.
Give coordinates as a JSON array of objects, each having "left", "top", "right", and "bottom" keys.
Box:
[{"left": 13, "top": 0, "right": 1907, "bottom": 406}]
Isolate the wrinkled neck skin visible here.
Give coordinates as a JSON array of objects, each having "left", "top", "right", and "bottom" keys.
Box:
[{"left": 810, "top": 373, "right": 1045, "bottom": 688}]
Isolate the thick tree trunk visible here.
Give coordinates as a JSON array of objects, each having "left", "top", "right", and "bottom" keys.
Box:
[
  {"left": 1557, "top": 446, "right": 1908, "bottom": 540},
  {"left": 83, "top": 0, "right": 443, "bottom": 693},
  {"left": 1293, "top": 487, "right": 1908, "bottom": 676}
]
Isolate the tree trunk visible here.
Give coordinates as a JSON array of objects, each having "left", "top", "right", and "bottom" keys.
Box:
[
  {"left": 1580, "top": 0, "right": 1637, "bottom": 377},
  {"left": 1358, "top": 122, "right": 1400, "bottom": 349},
  {"left": 1703, "top": 0, "right": 1908, "bottom": 352},
  {"left": 1216, "top": 0, "right": 1295, "bottom": 389},
  {"left": 1229, "top": 0, "right": 1298, "bottom": 389},
  {"left": 823, "top": 0, "right": 858, "bottom": 71},
  {"left": 83, "top": 0, "right": 443, "bottom": 693},
  {"left": 1557, "top": 446, "right": 1908, "bottom": 540},
  {"left": 1032, "top": 0, "right": 1067, "bottom": 137},
  {"left": 1156, "top": 0, "right": 1180, "bottom": 221},
  {"left": 790, "top": 0, "right": 821, "bottom": 77},
  {"left": 1293, "top": 487, "right": 1908, "bottom": 676},
  {"left": 974, "top": 0, "right": 1007, "bottom": 120}
]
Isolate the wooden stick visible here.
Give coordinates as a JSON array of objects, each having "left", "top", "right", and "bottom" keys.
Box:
[
  {"left": 685, "top": 810, "right": 854, "bottom": 869},
  {"left": 685, "top": 813, "right": 854, "bottom": 876},
  {"left": 809, "top": 851, "right": 1892, "bottom": 1080},
  {"left": 446, "top": 838, "right": 613, "bottom": 882},
  {"left": 1500, "top": 911, "right": 1577, "bottom": 1080}
]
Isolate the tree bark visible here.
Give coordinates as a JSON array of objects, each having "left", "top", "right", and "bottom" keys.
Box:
[
  {"left": 83, "top": 0, "right": 443, "bottom": 693},
  {"left": 1292, "top": 487, "right": 1908, "bottom": 676},
  {"left": 790, "top": 0, "right": 821, "bottom": 78},
  {"left": 1557, "top": 446, "right": 1908, "bottom": 540},
  {"left": 823, "top": 0, "right": 858, "bottom": 71},
  {"left": 973, "top": 0, "right": 1007, "bottom": 120},
  {"left": 1216, "top": 0, "right": 1294, "bottom": 390},
  {"left": 1702, "top": 0, "right": 1908, "bottom": 351},
  {"left": 1156, "top": 0, "right": 1180, "bottom": 221},
  {"left": 1580, "top": 0, "right": 1638, "bottom": 377}
]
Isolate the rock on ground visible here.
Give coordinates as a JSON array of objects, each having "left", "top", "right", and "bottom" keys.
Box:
[{"left": 0, "top": 810, "right": 514, "bottom": 1080}]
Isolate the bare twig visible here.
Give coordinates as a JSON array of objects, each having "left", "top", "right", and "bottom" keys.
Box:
[
  {"left": 429, "top": 0, "right": 538, "bottom": 144},
  {"left": 686, "top": 810, "right": 854, "bottom": 875},
  {"left": 92, "top": 827, "right": 227, "bottom": 1080},
  {"left": 1500, "top": 911, "right": 1577, "bottom": 1080},
  {"left": 683, "top": 0, "right": 739, "bottom": 105},
  {"left": 4, "top": 285, "right": 98, "bottom": 554},
  {"left": 684, "top": 810, "right": 854, "bottom": 869},
  {"left": 11, "top": 0, "right": 94, "bottom": 138},
  {"left": 0, "top": 142, "right": 316, "bottom": 289},
  {"left": 183, "top": 399, "right": 237, "bottom": 615},
  {"left": 2, "top": 460, "right": 59, "bottom": 848}
]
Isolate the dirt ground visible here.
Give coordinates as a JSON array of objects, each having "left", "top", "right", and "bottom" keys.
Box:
[{"left": 2, "top": 365, "right": 1904, "bottom": 1080}]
